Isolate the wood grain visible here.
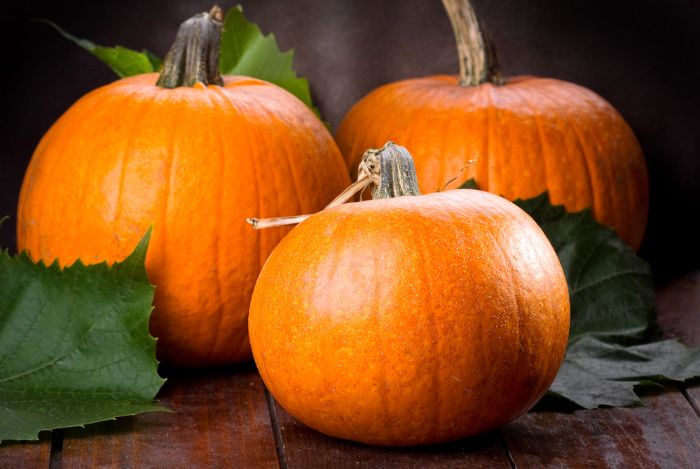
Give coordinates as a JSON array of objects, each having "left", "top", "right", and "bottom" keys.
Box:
[
  {"left": 498, "top": 270, "right": 700, "bottom": 469},
  {"left": 59, "top": 362, "right": 279, "bottom": 468},
  {"left": 656, "top": 270, "right": 700, "bottom": 420},
  {"left": 501, "top": 388, "right": 700, "bottom": 469},
  {"left": 0, "top": 432, "right": 51, "bottom": 468},
  {"left": 656, "top": 270, "right": 700, "bottom": 348},
  {"left": 269, "top": 394, "right": 512, "bottom": 468},
  {"left": 4, "top": 272, "right": 700, "bottom": 468}
]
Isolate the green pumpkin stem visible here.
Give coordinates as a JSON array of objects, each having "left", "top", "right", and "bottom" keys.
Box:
[
  {"left": 361, "top": 142, "right": 422, "bottom": 200},
  {"left": 247, "top": 142, "right": 421, "bottom": 229},
  {"left": 441, "top": 0, "right": 503, "bottom": 86},
  {"left": 156, "top": 5, "right": 224, "bottom": 88}
]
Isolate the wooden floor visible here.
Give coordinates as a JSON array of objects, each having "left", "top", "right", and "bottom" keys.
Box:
[{"left": 3, "top": 271, "right": 700, "bottom": 468}]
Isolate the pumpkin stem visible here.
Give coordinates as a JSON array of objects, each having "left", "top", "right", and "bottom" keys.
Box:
[
  {"left": 441, "top": 0, "right": 503, "bottom": 86},
  {"left": 363, "top": 142, "right": 422, "bottom": 200},
  {"left": 247, "top": 142, "right": 421, "bottom": 229},
  {"left": 156, "top": 5, "right": 224, "bottom": 88}
]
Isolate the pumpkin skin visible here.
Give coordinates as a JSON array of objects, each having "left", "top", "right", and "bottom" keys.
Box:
[
  {"left": 17, "top": 73, "right": 351, "bottom": 367},
  {"left": 335, "top": 75, "right": 649, "bottom": 250},
  {"left": 249, "top": 189, "right": 570, "bottom": 446}
]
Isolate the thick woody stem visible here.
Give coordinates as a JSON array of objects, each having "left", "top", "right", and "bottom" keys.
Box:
[
  {"left": 156, "top": 6, "right": 224, "bottom": 88},
  {"left": 441, "top": 0, "right": 503, "bottom": 86}
]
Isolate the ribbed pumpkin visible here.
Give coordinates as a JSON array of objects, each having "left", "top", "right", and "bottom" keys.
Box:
[
  {"left": 249, "top": 143, "right": 570, "bottom": 446},
  {"left": 335, "top": 0, "right": 649, "bottom": 251},
  {"left": 16, "top": 8, "right": 351, "bottom": 367}
]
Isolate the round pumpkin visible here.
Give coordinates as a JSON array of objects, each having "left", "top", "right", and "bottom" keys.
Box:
[
  {"left": 16, "top": 8, "right": 351, "bottom": 367},
  {"left": 249, "top": 143, "right": 570, "bottom": 446},
  {"left": 335, "top": 0, "right": 648, "bottom": 251}
]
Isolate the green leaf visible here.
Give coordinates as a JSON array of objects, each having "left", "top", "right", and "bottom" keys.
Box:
[
  {"left": 38, "top": 7, "right": 324, "bottom": 124},
  {"left": 143, "top": 50, "right": 164, "bottom": 72},
  {"left": 0, "top": 227, "right": 167, "bottom": 443},
  {"left": 219, "top": 6, "right": 324, "bottom": 124},
  {"left": 461, "top": 182, "right": 700, "bottom": 408},
  {"left": 549, "top": 336, "right": 700, "bottom": 409},
  {"left": 36, "top": 19, "right": 160, "bottom": 77},
  {"left": 457, "top": 178, "right": 478, "bottom": 190},
  {"left": 511, "top": 192, "right": 700, "bottom": 408},
  {"left": 514, "top": 193, "right": 657, "bottom": 344}
]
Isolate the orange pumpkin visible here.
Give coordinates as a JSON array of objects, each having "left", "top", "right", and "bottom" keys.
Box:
[
  {"left": 249, "top": 143, "right": 570, "bottom": 446},
  {"left": 16, "top": 8, "right": 351, "bottom": 367},
  {"left": 335, "top": 0, "right": 649, "bottom": 251}
]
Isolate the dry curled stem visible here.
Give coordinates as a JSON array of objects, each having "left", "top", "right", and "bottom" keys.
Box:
[
  {"left": 247, "top": 147, "right": 383, "bottom": 230},
  {"left": 436, "top": 155, "right": 479, "bottom": 192}
]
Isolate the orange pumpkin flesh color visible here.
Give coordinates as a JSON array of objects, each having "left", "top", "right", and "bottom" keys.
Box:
[
  {"left": 249, "top": 143, "right": 570, "bottom": 447},
  {"left": 16, "top": 8, "right": 351, "bottom": 367},
  {"left": 335, "top": 0, "right": 649, "bottom": 251}
]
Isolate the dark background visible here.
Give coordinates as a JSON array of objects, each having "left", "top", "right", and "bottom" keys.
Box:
[{"left": 1, "top": 0, "right": 698, "bottom": 285}]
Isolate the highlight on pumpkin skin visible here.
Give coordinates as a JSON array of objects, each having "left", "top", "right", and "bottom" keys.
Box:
[
  {"left": 17, "top": 5, "right": 352, "bottom": 368},
  {"left": 248, "top": 151, "right": 571, "bottom": 446}
]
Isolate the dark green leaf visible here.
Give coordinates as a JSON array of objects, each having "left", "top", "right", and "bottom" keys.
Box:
[
  {"left": 549, "top": 336, "right": 700, "bottom": 408},
  {"left": 514, "top": 193, "right": 656, "bottom": 344},
  {"left": 36, "top": 19, "right": 160, "bottom": 77},
  {"left": 511, "top": 192, "right": 700, "bottom": 408},
  {"left": 457, "top": 178, "right": 478, "bottom": 190},
  {"left": 0, "top": 227, "right": 166, "bottom": 442},
  {"left": 219, "top": 6, "right": 324, "bottom": 124},
  {"left": 143, "top": 50, "right": 164, "bottom": 72}
]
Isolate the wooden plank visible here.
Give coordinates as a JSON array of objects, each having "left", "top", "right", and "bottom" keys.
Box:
[
  {"left": 656, "top": 270, "right": 700, "bottom": 347},
  {"left": 269, "top": 270, "right": 700, "bottom": 467},
  {"left": 656, "top": 270, "right": 700, "bottom": 418},
  {"left": 500, "top": 270, "right": 700, "bottom": 468},
  {"left": 502, "top": 388, "right": 700, "bottom": 468},
  {"left": 59, "top": 362, "right": 279, "bottom": 468},
  {"left": 0, "top": 432, "right": 52, "bottom": 468},
  {"left": 269, "top": 395, "right": 512, "bottom": 468},
  {"left": 5, "top": 271, "right": 696, "bottom": 468}
]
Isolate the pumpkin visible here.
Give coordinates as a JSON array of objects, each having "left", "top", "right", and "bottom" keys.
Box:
[
  {"left": 16, "top": 7, "right": 351, "bottom": 367},
  {"left": 335, "top": 0, "right": 649, "bottom": 251},
  {"left": 249, "top": 143, "right": 570, "bottom": 446}
]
